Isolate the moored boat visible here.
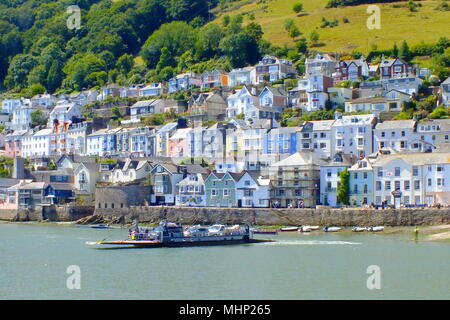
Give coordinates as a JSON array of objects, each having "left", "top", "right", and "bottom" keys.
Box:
[
  {"left": 352, "top": 227, "right": 367, "bottom": 232},
  {"left": 323, "top": 226, "right": 341, "bottom": 232},
  {"left": 368, "top": 226, "right": 384, "bottom": 232},
  {"left": 280, "top": 226, "right": 299, "bottom": 232},
  {"left": 252, "top": 228, "right": 278, "bottom": 235},
  {"left": 299, "top": 226, "right": 311, "bottom": 232}
]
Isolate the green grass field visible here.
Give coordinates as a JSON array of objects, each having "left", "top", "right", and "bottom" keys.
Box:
[{"left": 213, "top": 0, "right": 450, "bottom": 53}]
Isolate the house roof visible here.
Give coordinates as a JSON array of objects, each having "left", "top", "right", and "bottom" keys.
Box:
[
  {"left": 349, "top": 97, "right": 387, "bottom": 104},
  {"left": 442, "top": 76, "right": 450, "bottom": 85},
  {"left": 375, "top": 120, "right": 416, "bottom": 130},
  {"left": 131, "top": 99, "right": 161, "bottom": 108},
  {"left": 372, "top": 152, "right": 450, "bottom": 167},
  {"left": 271, "top": 152, "right": 326, "bottom": 167}
]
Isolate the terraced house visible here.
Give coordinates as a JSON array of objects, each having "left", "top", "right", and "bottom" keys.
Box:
[
  {"left": 348, "top": 158, "right": 374, "bottom": 206},
  {"left": 204, "top": 172, "right": 242, "bottom": 207},
  {"left": 269, "top": 152, "right": 324, "bottom": 208}
]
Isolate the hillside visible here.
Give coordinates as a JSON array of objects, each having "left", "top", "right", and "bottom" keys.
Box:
[{"left": 212, "top": 0, "right": 450, "bottom": 53}]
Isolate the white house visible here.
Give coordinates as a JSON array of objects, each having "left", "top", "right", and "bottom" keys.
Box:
[
  {"left": 129, "top": 99, "right": 165, "bottom": 123},
  {"left": 332, "top": 113, "right": 377, "bottom": 158},
  {"left": 48, "top": 102, "right": 82, "bottom": 127},
  {"left": 440, "top": 76, "right": 450, "bottom": 107},
  {"left": 298, "top": 120, "right": 335, "bottom": 159},
  {"left": 139, "top": 83, "right": 167, "bottom": 97},
  {"left": 235, "top": 171, "right": 271, "bottom": 208},
  {"left": 371, "top": 153, "right": 450, "bottom": 207},
  {"left": 1, "top": 99, "right": 22, "bottom": 114},
  {"left": 21, "top": 128, "right": 53, "bottom": 157},
  {"left": 374, "top": 120, "right": 417, "bottom": 153},
  {"left": 226, "top": 85, "right": 260, "bottom": 119},
  {"left": 320, "top": 153, "right": 356, "bottom": 207},
  {"left": 228, "top": 67, "right": 256, "bottom": 87},
  {"left": 294, "top": 75, "right": 334, "bottom": 111},
  {"left": 305, "top": 53, "right": 337, "bottom": 78}
]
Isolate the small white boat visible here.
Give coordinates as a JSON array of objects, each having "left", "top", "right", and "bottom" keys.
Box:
[
  {"left": 280, "top": 226, "right": 299, "bottom": 232},
  {"left": 352, "top": 227, "right": 367, "bottom": 232},
  {"left": 309, "top": 226, "right": 320, "bottom": 231},
  {"left": 323, "top": 226, "right": 341, "bottom": 232},
  {"left": 368, "top": 226, "right": 384, "bottom": 232},
  {"left": 299, "top": 226, "right": 311, "bottom": 232}
]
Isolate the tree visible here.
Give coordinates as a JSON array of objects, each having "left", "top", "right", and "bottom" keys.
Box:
[
  {"left": 219, "top": 33, "right": 260, "bottom": 68},
  {"left": 140, "top": 21, "right": 196, "bottom": 68},
  {"left": 116, "top": 54, "right": 134, "bottom": 75},
  {"left": 399, "top": 41, "right": 410, "bottom": 60},
  {"left": 30, "top": 109, "right": 47, "bottom": 128},
  {"left": 337, "top": 169, "right": 350, "bottom": 205},
  {"left": 29, "top": 83, "right": 46, "bottom": 96},
  {"left": 293, "top": 2, "right": 303, "bottom": 13},
  {"left": 392, "top": 43, "right": 399, "bottom": 57},
  {"left": 309, "top": 30, "right": 320, "bottom": 46}
]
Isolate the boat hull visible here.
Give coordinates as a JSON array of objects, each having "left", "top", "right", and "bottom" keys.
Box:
[{"left": 88, "top": 238, "right": 273, "bottom": 248}]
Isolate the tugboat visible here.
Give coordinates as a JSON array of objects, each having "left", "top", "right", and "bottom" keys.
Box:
[{"left": 86, "top": 220, "right": 274, "bottom": 248}]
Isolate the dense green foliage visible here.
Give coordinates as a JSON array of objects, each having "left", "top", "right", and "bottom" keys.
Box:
[
  {"left": 0, "top": 0, "right": 273, "bottom": 95},
  {"left": 0, "top": 0, "right": 215, "bottom": 92},
  {"left": 337, "top": 169, "right": 350, "bottom": 205}
]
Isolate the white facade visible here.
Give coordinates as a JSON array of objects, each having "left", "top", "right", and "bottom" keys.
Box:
[
  {"left": 374, "top": 120, "right": 417, "bottom": 152},
  {"left": 235, "top": 172, "right": 270, "bottom": 207},
  {"left": 228, "top": 67, "right": 256, "bottom": 87},
  {"left": 21, "top": 129, "right": 52, "bottom": 157},
  {"left": 1, "top": 99, "right": 22, "bottom": 114},
  {"left": 48, "top": 102, "right": 82, "bottom": 127},
  {"left": 332, "top": 114, "right": 376, "bottom": 158},
  {"left": 298, "top": 120, "right": 335, "bottom": 159},
  {"left": 226, "top": 86, "right": 259, "bottom": 118}
]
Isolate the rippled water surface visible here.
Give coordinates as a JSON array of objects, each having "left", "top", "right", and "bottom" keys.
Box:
[{"left": 0, "top": 223, "right": 449, "bottom": 299}]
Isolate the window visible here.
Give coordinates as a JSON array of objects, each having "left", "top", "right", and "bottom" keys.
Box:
[
  {"left": 395, "top": 181, "right": 400, "bottom": 190},
  {"left": 404, "top": 180, "right": 410, "bottom": 190},
  {"left": 327, "top": 169, "right": 332, "bottom": 177},
  {"left": 353, "top": 184, "right": 358, "bottom": 193},
  {"left": 437, "top": 166, "right": 444, "bottom": 172},
  {"left": 223, "top": 189, "right": 229, "bottom": 197},
  {"left": 211, "top": 189, "right": 217, "bottom": 196},
  {"left": 413, "top": 166, "right": 419, "bottom": 176},
  {"left": 428, "top": 178, "right": 432, "bottom": 186},
  {"left": 363, "top": 172, "right": 368, "bottom": 179},
  {"left": 385, "top": 181, "right": 391, "bottom": 190},
  {"left": 354, "top": 172, "right": 358, "bottom": 179},
  {"left": 414, "top": 180, "right": 420, "bottom": 190},
  {"left": 376, "top": 181, "right": 381, "bottom": 191},
  {"left": 378, "top": 168, "right": 383, "bottom": 177},
  {"left": 363, "top": 184, "right": 368, "bottom": 193},
  {"left": 395, "top": 167, "right": 400, "bottom": 177}
]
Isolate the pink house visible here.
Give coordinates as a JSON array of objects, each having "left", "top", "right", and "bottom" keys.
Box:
[
  {"left": 168, "top": 128, "right": 191, "bottom": 158},
  {"left": 5, "top": 131, "right": 27, "bottom": 157}
]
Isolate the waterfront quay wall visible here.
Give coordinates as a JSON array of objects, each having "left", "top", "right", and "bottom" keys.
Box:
[
  {"left": 95, "top": 206, "right": 450, "bottom": 226},
  {"left": 0, "top": 205, "right": 95, "bottom": 222}
]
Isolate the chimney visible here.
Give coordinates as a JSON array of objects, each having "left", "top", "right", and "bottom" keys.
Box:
[{"left": 13, "top": 157, "right": 25, "bottom": 179}]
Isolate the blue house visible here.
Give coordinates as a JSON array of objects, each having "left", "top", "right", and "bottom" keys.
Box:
[
  {"left": 264, "top": 127, "right": 298, "bottom": 155},
  {"left": 348, "top": 158, "right": 374, "bottom": 206}
]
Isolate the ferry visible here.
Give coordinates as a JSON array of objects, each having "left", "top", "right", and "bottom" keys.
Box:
[{"left": 86, "top": 220, "right": 274, "bottom": 248}]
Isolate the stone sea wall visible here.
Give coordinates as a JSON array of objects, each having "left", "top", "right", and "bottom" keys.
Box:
[
  {"left": 0, "top": 205, "right": 95, "bottom": 222},
  {"left": 95, "top": 206, "right": 450, "bottom": 226},
  {"left": 2, "top": 205, "right": 449, "bottom": 226}
]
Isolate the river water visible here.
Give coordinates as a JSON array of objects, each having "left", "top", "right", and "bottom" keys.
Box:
[{"left": 0, "top": 223, "right": 449, "bottom": 300}]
